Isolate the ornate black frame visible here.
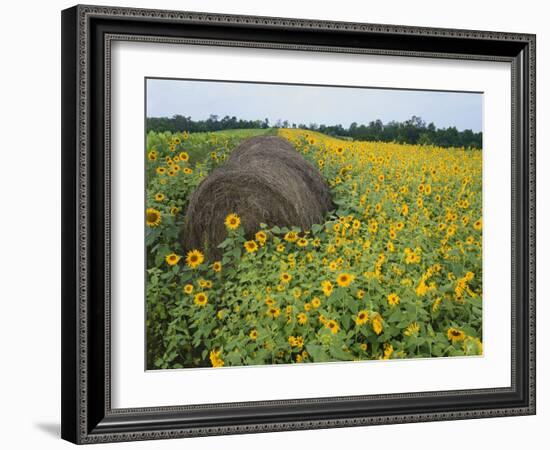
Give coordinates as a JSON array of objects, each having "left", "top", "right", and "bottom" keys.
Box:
[{"left": 61, "top": 4, "right": 536, "bottom": 444}]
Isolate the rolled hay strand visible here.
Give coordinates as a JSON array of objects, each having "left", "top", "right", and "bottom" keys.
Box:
[{"left": 182, "top": 136, "right": 333, "bottom": 260}]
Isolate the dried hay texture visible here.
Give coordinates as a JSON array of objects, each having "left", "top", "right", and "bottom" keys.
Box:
[{"left": 182, "top": 136, "right": 334, "bottom": 260}]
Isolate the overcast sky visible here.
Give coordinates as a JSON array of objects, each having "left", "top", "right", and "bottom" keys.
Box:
[{"left": 146, "top": 78, "right": 483, "bottom": 132}]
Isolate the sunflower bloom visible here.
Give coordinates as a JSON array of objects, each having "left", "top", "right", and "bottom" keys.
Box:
[
  {"left": 186, "top": 249, "right": 204, "bottom": 269},
  {"left": 284, "top": 231, "right": 298, "bottom": 242},
  {"left": 194, "top": 292, "right": 208, "bottom": 307},
  {"left": 296, "top": 238, "right": 308, "bottom": 247},
  {"left": 165, "top": 253, "right": 180, "bottom": 266},
  {"left": 244, "top": 240, "right": 258, "bottom": 253},
  {"left": 325, "top": 319, "right": 340, "bottom": 334},
  {"left": 372, "top": 315, "right": 383, "bottom": 335},
  {"left": 336, "top": 272, "right": 355, "bottom": 287},
  {"left": 183, "top": 284, "right": 193, "bottom": 294},
  {"left": 280, "top": 272, "right": 292, "bottom": 283},
  {"left": 404, "top": 322, "right": 420, "bottom": 337},
  {"left": 383, "top": 343, "right": 394, "bottom": 360},
  {"left": 225, "top": 213, "right": 241, "bottom": 230},
  {"left": 145, "top": 208, "right": 161, "bottom": 227},
  {"left": 355, "top": 310, "right": 369, "bottom": 326},
  {"left": 321, "top": 280, "right": 333, "bottom": 297},
  {"left": 255, "top": 231, "right": 267, "bottom": 245},
  {"left": 267, "top": 307, "right": 281, "bottom": 319},
  {"left": 209, "top": 349, "right": 224, "bottom": 367},
  {"left": 474, "top": 218, "right": 483, "bottom": 231},
  {"left": 387, "top": 293, "right": 400, "bottom": 307},
  {"left": 447, "top": 327, "right": 466, "bottom": 344}
]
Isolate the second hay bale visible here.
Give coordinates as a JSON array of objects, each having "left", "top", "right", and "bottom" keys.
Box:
[{"left": 182, "top": 135, "right": 333, "bottom": 260}]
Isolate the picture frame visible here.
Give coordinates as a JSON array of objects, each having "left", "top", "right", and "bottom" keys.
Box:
[{"left": 61, "top": 4, "right": 536, "bottom": 444}]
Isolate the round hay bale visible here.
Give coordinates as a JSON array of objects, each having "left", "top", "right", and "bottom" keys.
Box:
[
  {"left": 181, "top": 136, "right": 333, "bottom": 260},
  {"left": 226, "top": 136, "right": 333, "bottom": 212}
]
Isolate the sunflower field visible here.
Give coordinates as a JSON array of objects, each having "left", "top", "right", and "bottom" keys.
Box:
[{"left": 145, "top": 127, "right": 483, "bottom": 369}]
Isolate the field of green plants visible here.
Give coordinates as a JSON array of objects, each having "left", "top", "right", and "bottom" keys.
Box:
[{"left": 145, "top": 128, "right": 482, "bottom": 369}]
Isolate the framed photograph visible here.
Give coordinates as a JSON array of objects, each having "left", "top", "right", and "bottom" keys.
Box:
[{"left": 61, "top": 4, "right": 536, "bottom": 444}]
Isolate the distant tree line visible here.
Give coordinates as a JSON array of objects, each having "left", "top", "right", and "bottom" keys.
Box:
[
  {"left": 147, "top": 114, "right": 270, "bottom": 134},
  {"left": 147, "top": 114, "right": 482, "bottom": 149}
]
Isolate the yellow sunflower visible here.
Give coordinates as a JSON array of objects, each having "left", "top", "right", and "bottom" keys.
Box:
[
  {"left": 212, "top": 261, "right": 222, "bottom": 272},
  {"left": 325, "top": 319, "right": 340, "bottom": 334},
  {"left": 404, "top": 322, "right": 420, "bottom": 337},
  {"left": 266, "top": 307, "right": 281, "bottom": 319},
  {"left": 447, "top": 327, "right": 466, "bottom": 344},
  {"left": 255, "top": 231, "right": 267, "bottom": 245},
  {"left": 165, "top": 253, "right": 180, "bottom": 266},
  {"left": 225, "top": 213, "right": 241, "bottom": 230},
  {"left": 372, "top": 314, "right": 383, "bottom": 335},
  {"left": 145, "top": 208, "right": 161, "bottom": 227},
  {"left": 296, "top": 238, "right": 308, "bottom": 247},
  {"left": 321, "top": 280, "right": 333, "bottom": 297},
  {"left": 387, "top": 293, "right": 400, "bottom": 307},
  {"left": 209, "top": 349, "right": 224, "bottom": 367},
  {"left": 183, "top": 284, "right": 193, "bottom": 294},
  {"left": 336, "top": 272, "right": 355, "bottom": 287},
  {"left": 383, "top": 343, "right": 394, "bottom": 359},
  {"left": 185, "top": 249, "right": 204, "bottom": 269},
  {"left": 474, "top": 218, "right": 483, "bottom": 231},
  {"left": 284, "top": 231, "right": 298, "bottom": 242},
  {"left": 194, "top": 292, "right": 208, "bottom": 307},
  {"left": 355, "top": 310, "right": 369, "bottom": 326},
  {"left": 244, "top": 240, "right": 258, "bottom": 253}
]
